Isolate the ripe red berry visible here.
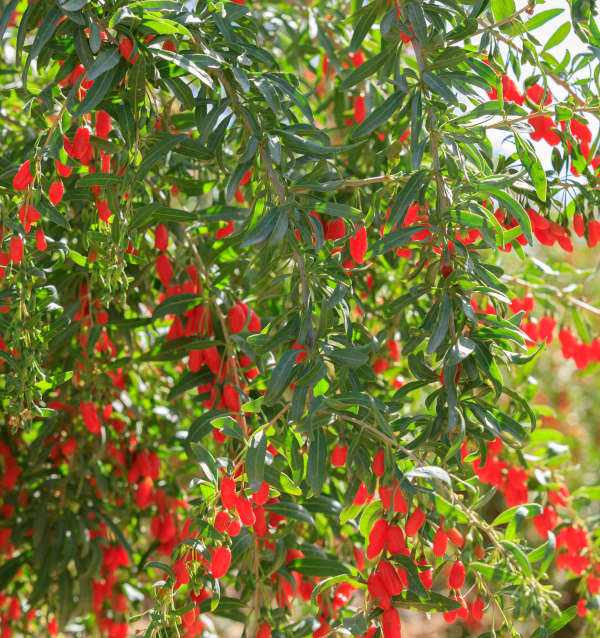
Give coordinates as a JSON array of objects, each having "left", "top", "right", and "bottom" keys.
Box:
[
  {"left": 73, "top": 126, "right": 91, "bottom": 159},
  {"left": 377, "top": 560, "right": 404, "bottom": 596},
  {"left": 10, "top": 236, "right": 23, "bottom": 264},
  {"left": 220, "top": 476, "right": 237, "bottom": 511},
  {"left": 228, "top": 302, "right": 247, "bottom": 333},
  {"left": 447, "top": 527, "right": 464, "bottom": 548},
  {"left": 472, "top": 597, "right": 485, "bottom": 621},
  {"left": 35, "top": 230, "right": 47, "bottom": 252},
  {"left": 367, "top": 572, "right": 391, "bottom": 610},
  {"left": 235, "top": 496, "right": 256, "bottom": 526},
  {"left": 227, "top": 518, "right": 241, "bottom": 537},
  {"left": 156, "top": 254, "right": 174, "bottom": 287},
  {"left": 372, "top": 449, "right": 385, "bottom": 477},
  {"left": 350, "top": 226, "right": 367, "bottom": 264},
  {"left": 80, "top": 401, "right": 101, "bottom": 435},
  {"left": 49, "top": 180, "right": 64, "bottom": 205},
  {"left": 331, "top": 444, "right": 348, "bottom": 467},
  {"left": 154, "top": 224, "right": 168, "bottom": 251},
  {"left": 385, "top": 525, "right": 406, "bottom": 555},
  {"left": 214, "top": 511, "right": 229, "bottom": 533},
  {"left": 367, "top": 518, "right": 389, "bottom": 560},
  {"left": 257, "top": 621, "right": 272, "bottom": 638},
  {"left": 13, "top": 160, "right": 34, "bottom": 191},
  {"left": 210, "top": 546, "right": 231, "bottom": 579},
  {"left": 252, "top": 481, "right": 270, "bottom": 505},
  {"left": 433, "top": 527, "right": 447, "bottom": 558},
  {"left": 55, "top": 160, "right": 72, "bottom": 177},
  {"left": 96, "top": 110, "right": 111, "bottom": 138},
  {"left": 392, "top": 487, "right": 407, "bottom": 514},
  {"left": 448, "top": 560, "right": 466, "bottom": 590},
  {"left": 381, "top": 607, "right": 402, "bottom": 638},
  {"left": 405, "top": 508, "right": 425, "bottom": 536}
]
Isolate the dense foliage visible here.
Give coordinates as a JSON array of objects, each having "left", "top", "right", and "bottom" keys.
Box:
[{"left": 2, "top": 0, "right": 600, "bottom": 636}]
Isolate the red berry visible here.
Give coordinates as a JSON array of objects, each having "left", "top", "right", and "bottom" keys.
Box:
[
  {"left": 385, "top": 525, "right": 406, "bottom": 555},
  {"left": 120, "top": 38, "right": 139, "bottom": 63},
  {"left": 367, "top": 518, "right": 389, "bottom": 560},
  {"left": 381, "top": 607, "right": 402, "bottom": 638},
  {"left": 214, "top": 511, "right": 229, "bottom": 533},
  {"left": 35, "top": 230, "right": 47, "bottom": 251},
  {"left": 372, "top": 449, "right": 385, "bottom": 477},
  {"left": 350, "top": 226, "right": 367, "bottom": 264},
  {"left": 154, "top": 224, "right": 168, "bottom": 251},
  {"left": 13, "top": 160, "right": 34, "bottom": 191},
  {"left": 49, "top": 180, "right": 64, "bottom": 205},
  {"left": 331, "top": 444, "right": 348, "bottom": 467},
  {"left": 210, "top": 546, "right": 231, "bottom": 579},
  {"left": 10, "top": 236, "right": 23, "bottom": 264},
  {"left": 377, "top": 560, "right": 404, "bottom": 596},
  {"left": 405, "top": 508, "right": 425, "bottom": 536},
  {"left": 220, "top": 477, "right": 237, "bottom": 511},
  {"left": 448, "top": 560, "right": 466, "bottom": 590},
  {"left": 433, "top": 527, "right": 447, "bottom": 558}
]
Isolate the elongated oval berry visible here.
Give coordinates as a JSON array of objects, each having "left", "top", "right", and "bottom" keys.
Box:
[
  {"left": 10, "top": 236, "right": 23, "bottom": 264},
  {"left": 367, "top": 572, "right": 391, "bottom": 610},
  {"left": 472, "top": 597, "right": 485, "bottom": 621},
  {"left": 35, "top": 230, "right": 47, "bottom": 252},
  {"left": 372, "top": 449, "right": 385, "bottom": 477},
  {"left": 214, "top": 511, "right": 229, "bottom": 533},
  {"left": 228, "top": 302, "right": 247, "bottom": 333},
  {"left": 49, "top": 180, "right": 64, "bottom": 205},
  {"left": 354, "top": 95, "right": 366, "bottom": 123},
  {"left": 447, "top": 527, "right": 464, "bottom": 548},
  {"left": 73, "top": 126, "right": 91, "bottom": 159},
  {"left": 392, "top": 487, "right": 408, "bottom": 514},
  {"left": 252, "top": 481, "right": 269, "bottom": 505},
  {"left": 13, "top": 160, "right": 34, "bottom": 191},
  {"left": 154, "top": 224, "right": 168, "bottom": 251},
  {"left": 405, "top": 508, "right": 425, "bottom": 537},
  {"left": 220, "top": 476, "right": 237, "bottom": 511},
  {"left": 350, "top": 226, "right": 367, "bottom": 264},
  {"left": 433, "top": 527, "right": 447, "bottom": 558},
  {"left": 227, "top": 517, "right": 241, "bottom": 536},
  {"left": 55, "top": 160, "right": 72, "bottom": 178},
  {"left": 80, "top": 401, "right": 101, "bottom": 435},
  {"left": 96, "top": 110, "right": 111, "bottom": 138},
  {"left": 235, "top": 496, "right": 256, "bottom": 526},
  {"left": 188, "top": 349, "right": 204, "bottom": 372},
  {"left": 367, "top": 518, "right": 389, "bottom": 560},
  {"left": 257, "top": 622, "right": 272, "bottom": 638},
  {"left": 210, "top": 546, "right": 231, "bottom": 579},
  {"left": 332, "top": 443, "right": 348, "bottom": 467},
  {"left": 381, "top": 607, "right": 402, "bottom": 638},
  {"left": 448, "top": 560, "right": 466, "bottom": 590},
  {"left": 156, "top": 254, "right": 174, "bottom": 287},
  {"left": 385, "top": 525, "right": 406, "bottom": 556},
  {"left": 377, "top": 560, "right": 404, "bottom": 596}
]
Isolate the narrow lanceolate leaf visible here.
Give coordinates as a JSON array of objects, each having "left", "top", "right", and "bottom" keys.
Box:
[
  {"left": 426, "top": 293, "right": 450, "bottom": 355},
  {"left": 153, "top": 294, "right": 204, "bottom": 319},
  {"left": 339, "top": 50, "right": 391, "bottom": 90},
  {"left": 72, "top": 66, "right": 119, "bottom": 117},
  {"left": 489, "top": 190, "right": 533, "bottom": 244},
  {"left": 491, "top": 0, "right": 516, "bottom": 23},
  {"left": 388, "top": 171, "right": 427, "bottom": 228},
  {"left": 263, "top": 350, "right": 297, "bottom": 406},
  {"left": 86, "top": 48, "right": 121, "bottom": 82},
  {"left": 23, "top": 6, "right": 62, "bottom": 85},
  {"left": 246, "top": 429, "right": 267, "bottom": 491},
  {"left": 353, "top": 91, "right": 405, "bottom": 138},
  {"left": 152, "top": 48, "right": 215, "bottom": 89},
  {"left": 134, "top": 134, "right": 188, "bottom": 182},
  {"left": 307, "top": 427, "right": 327, "bottom": 495}
]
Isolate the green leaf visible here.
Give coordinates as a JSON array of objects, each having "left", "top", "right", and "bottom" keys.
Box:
[
  {"left": 153, "top": 294, "right": 204, "bottom": 319},
  {"left": 189, "top": 443, "right": 218, "bottom": 484},
  {"left": 525, "top": 8, "right": 563, "bottom": 31},
  {"left": 286, "top": 557, "right": 352, "bottom": 577},
  {"left": 339, "top": 50, "right": 391, "bottom": 90},
  {"left": 307, "top": 428, "right": 327, "bottom": 495},
  {"left": 0, "top": 556, "right": 22, "bottom": 590},
  {"left": 389, "top": 171, "right": 426, "bottom": 228},
  {"left": 353, "top": 91, "right": 405, "bottom": 138},
  {"left": 247, "top": 429, "right": 267, "bottom": 491},
  {"left": 543, "top": 22, "right": 571, "bottom": 51},
  {"left": 489, "top": 190, "right": 533, "bottom": 244},
  {"left": 134, "top": 134, "right": 187, "bottom": 183},
  {"left": 529, "top": 606, "right": 577, "bottom": 638},
  {"left": 153, "top": 48, "right": 214, "bottom": 89},
  {"left": 426, "top": 293, "right": 450, "bottom": 355},
  {"left": 500, "top": 540, "right": 532, "bottom": 577},
  {"left": 325, "top": 346, "right": 369, "bottom": 368},
  {"left": 407, "top": 1, "right": 428, "bottom": 43},
  {"left": 492, "top": 503, "right": 542, "bottom": 527},
  {"left": 422, "top": 72, "right": 457, "bottom": 103},
  {"left": 445, "top": 336, "right": 475, "bottom": 366},
  {"left": 23, "top": 6, "right": 62, "bottom": 86},
  {"left": 491, "top": 0, "right": 516, "bottom": 23},
  {"left": 86, "top": 48, "right": 121, "bottom": 82},
  {"left": 263, "top": 350, "right": 297, "bottom": 406},
  {"left": 264, "top": 501, "right": 317, "bottom": 527},
  {"left": 72, "top": 66, "right": 119, "bottom": 118}
]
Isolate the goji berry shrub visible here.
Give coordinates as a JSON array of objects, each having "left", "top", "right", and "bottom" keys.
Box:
[{"left": 2, "top": 0, "right": 600, "bottom": 637}]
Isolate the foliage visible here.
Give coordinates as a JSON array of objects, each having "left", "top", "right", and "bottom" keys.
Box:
[{"left": 2, "top": 0, "right": 600, "bottom": 637}]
